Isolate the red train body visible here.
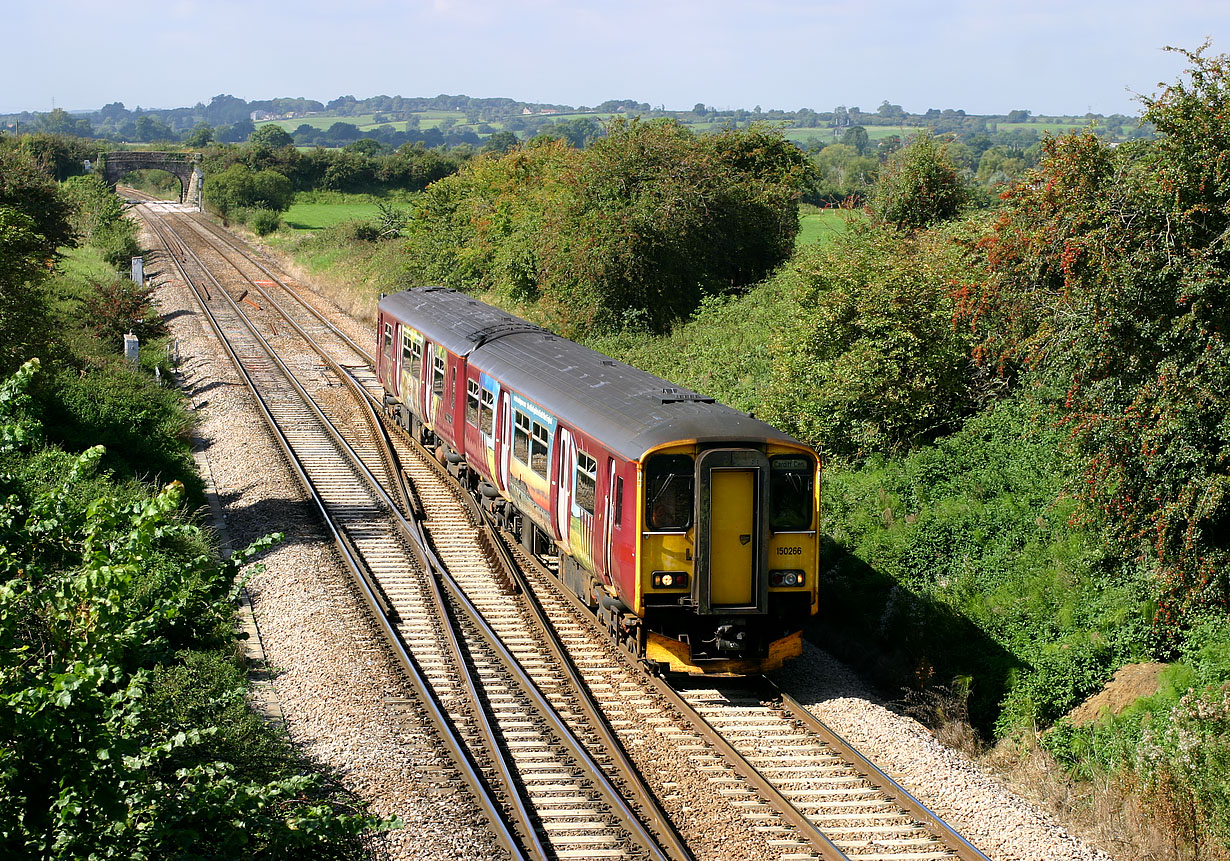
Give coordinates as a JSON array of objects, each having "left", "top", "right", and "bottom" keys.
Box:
[{"left": 376, "top": 287, "right": 820, "bottom": 673}]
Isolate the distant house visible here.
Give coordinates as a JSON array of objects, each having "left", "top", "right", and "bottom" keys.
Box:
[{"left": 250, "top": 110, "right": 273, "bottom": 121}]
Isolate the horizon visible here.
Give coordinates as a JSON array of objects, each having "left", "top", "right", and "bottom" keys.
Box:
[{"left": 5, "top": 1, "right": 1224, "bottom": 118}]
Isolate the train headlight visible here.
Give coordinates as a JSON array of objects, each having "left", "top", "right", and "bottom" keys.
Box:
[
  {"left": 769, "top": 569, "right": 805, "bottom": 588},
  {"left": 652, "top": 571, "right": 689, "bottom": 589}
]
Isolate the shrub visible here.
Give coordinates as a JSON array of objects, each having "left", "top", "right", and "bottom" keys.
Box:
[{"left": 247, "top": 207, "right": 282, "bottom": 236}]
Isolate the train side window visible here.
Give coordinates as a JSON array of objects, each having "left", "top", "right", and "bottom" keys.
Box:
[
  {"left": 513, "top": 410, "right": 531, "bottom": 464},
  {"left": 432, "top": 352, "right": 446, "bottom": 396},
  {"left": 401, "top": 331, "right": 413, "bottom": 368},
  {"left": 383, "top": 322, "right": 393, "bottom": 351},
  {"left": 479, "top": 388, "right": 495, "bottom": 436},
  {"left": 770, "top": 455, "right": 814, "bottom": 531},
  {"left": 614, "top": 476, "right": 624, "bottom": 526},
  {"left": 465, "top": 380, "right": 480, "bottom": 427},
  {"left": 575, "top": 452, "right": 597, "bottom": 515},
  {"left": 407, "top": 335, "right": 422, "bottom": 379},
  {"left": 645, "top": 454, "right": 693, "bottom": 531},
  {"left": 530, "top": 421, "right": 549, "bottom": 478}
]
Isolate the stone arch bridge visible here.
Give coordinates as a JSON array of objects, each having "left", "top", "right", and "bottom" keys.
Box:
[{"left": 98, "top": 151, "right": 203, "bottom": 205}]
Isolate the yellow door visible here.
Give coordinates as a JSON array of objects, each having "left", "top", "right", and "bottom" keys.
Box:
[{"left": 709, "top": 469, "right": 755, "bottom": 606}]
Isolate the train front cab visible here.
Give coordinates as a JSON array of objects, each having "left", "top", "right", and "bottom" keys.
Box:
[{"left": 636, "top": 443, "right": 819, "bottom": 674}]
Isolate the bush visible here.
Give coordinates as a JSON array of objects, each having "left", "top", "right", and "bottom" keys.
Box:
[
  {"left": 871, "top": 130, "right": 970, "bottom": 230},
  {"left": 247, "top": 207, "right": 282, "bottom": 236},
  {"left": 763, "top": 219, "right": 981, "bottom": 460}
]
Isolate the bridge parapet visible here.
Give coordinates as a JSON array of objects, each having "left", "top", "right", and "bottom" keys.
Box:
[{"left": 98, "top": 152, "right": 203, "bottom": 204}]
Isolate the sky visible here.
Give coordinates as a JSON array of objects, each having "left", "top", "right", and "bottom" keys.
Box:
[{"left": 5, "top": 0, "right": 1226, "bottom": 117}]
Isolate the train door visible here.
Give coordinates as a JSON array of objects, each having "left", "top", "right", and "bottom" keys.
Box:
[
  {"left": 695, "top": 449, "right": 770, "bottom": 615},
  {"left": 429, "top": 345, "right": 447, "bottom": 430},
  {"left": 399, "top": 328, "right": 423, "bottom": 410},
  {"left": 379, "top": 318, "right": 395, "bottom": 393},
  {"left": 498, "top": 390, "right": 512, "bottom": 493},
  {"left": 479, "top": 376, "right": 499, "bottom": 483},
  {"left": 555, "top": 428, "right": 574, "bottom": 546},
  {"left": 602, "top": 457, "right": 616, "bottom": 581}
]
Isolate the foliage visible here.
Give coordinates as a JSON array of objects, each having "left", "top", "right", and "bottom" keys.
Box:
[
  {"left": 871, "top": 131, "right": 970, "bottom": 230},
  {"left": 804, "top": 143, "right": 877, "bottom": 205},
  {"left": 0, "top": 362, "right": 381, "bottom": 860},
  {"left": 957, "top": 44, "right": 1230, "bottom": 638},
  {"left": 59, "top": 175, "right": 140, "bottom": 267},
  {"left": 246, "top": 208, "right": 283, "bottom": 236},
  {"left": 248, "top": 124, "right": 295, "bottom": 150},
  {"left": 763, "top": 220, "right": 981, "bottom": 460},
  {"left": 401, "top": 118, "right": 809, "bottom": 336},
  {"left": 818, "top": 398, "right": 1147, "bottom": 732},
  {"left": 80, "top": 268, "right": 166, "bottom": 344},
  {"left": 203, "top": 164, "right": 294, "bottom": 223}
]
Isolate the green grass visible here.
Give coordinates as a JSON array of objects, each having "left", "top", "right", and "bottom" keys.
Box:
[
  {"left": 281, "top": 201, "right": 384, "bottom": 232},
  {"left": 797, "top": 207, "right": 860, "bottom": 246}
]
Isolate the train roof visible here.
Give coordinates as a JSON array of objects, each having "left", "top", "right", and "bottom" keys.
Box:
[{"left": 379, "top": 287, "right": 806, "bottom": 462}]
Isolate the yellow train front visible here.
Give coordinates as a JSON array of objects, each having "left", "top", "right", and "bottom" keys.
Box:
[
  {"left": 628, "top": 441, "right": 819, "bottom": 675},
  {"left": 375, "top": 287, "right": 819, "bottom": 675}
]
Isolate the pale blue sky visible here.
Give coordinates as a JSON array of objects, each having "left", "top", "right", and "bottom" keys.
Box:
[{"left": 6, "top": 0, "right": 1225, "bottom": 117}]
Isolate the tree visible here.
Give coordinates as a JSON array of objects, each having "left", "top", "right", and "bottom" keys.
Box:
[
  {"left": 957, "top": 44, "right": 1230, "bottom": 629},
  {"left": 247, "top": 123, "right": 294, "bottom": 149},
  {"left": 765, "top": 223, "right": 979, "bottom": 458},
  {"left": 840, "top": 125, "right": 871, "bottom": 155},
  {"left": 401, "top": 119, "right": 809, "bottom": 335},
  {"left": 203, "top": 164, "right": 293, "bottom": 222},
  {"left": 871, "top": 130, "right": 968, "bottom": 230},
  {"left": 182, "top": 122, "right": 214, "bottom": 147},
  {"left": 483, "top": 130, "right": 518, "bottom": 154}
]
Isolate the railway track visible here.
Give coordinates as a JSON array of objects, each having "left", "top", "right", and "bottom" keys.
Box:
[
  {"left": 135, "top": 198, "right": 991, "bottom": 861},
  {"left": 142, "top": 205, "right": 681, "bottom": 861}
]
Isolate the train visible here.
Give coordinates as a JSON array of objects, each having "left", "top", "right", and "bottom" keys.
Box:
[{"left": 376, "top": 287, "right": 820, "bottom": 674}]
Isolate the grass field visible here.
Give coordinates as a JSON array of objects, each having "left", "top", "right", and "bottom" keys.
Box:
[
  {"left": 797, "top": 207, "right": 860, "bottom": 246},
  {"left": 280, "top": 201, "right": 384, "bottom": 231}
]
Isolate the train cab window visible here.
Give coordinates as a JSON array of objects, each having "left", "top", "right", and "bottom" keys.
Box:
[
  {"left": 645, "top": 454, "right": 693, "bottom": 531},
  {"left": 513, "top": 411, "right": 531, "bottom": 464},
  {"left": 479, "top": 389, "right": 495, "bottom": 436},
  {"left": 432, "top": 352, "right": 446, "bottom": 396},
  {"left": 770, "top": 456, "right": 814, "bottom": 531},
  {"left": 575, "top": 452, "right": 597, "bottom": 515},
  {"left": 530, "top": 422, "right": 549, "bottom": 478},
  {"left": 404, "top": 333, "right": 422, "bottom": 379},
  {"left": 466, "top": 380, "right": 481, "bottom": 427}
]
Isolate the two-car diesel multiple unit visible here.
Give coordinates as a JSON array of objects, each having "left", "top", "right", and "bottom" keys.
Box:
[{"left": 376, "top": 287, "right": 820, "bottom": 674}]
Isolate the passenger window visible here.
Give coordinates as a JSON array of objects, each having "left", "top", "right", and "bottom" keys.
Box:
[
  {"left": 575, "top": 453, "right": 597, "bottom": 515},
  {"left": 410, "top": 339, "right": 422, "bottom": 379},
  {"left": 614, "top": 476, "right": 624, "bottom": 526},
  {"left": 513, "top": 411, "right": 531, "bottom": 464},
  {"left": 530, "top": 421, "right": 549, "bottom": 478},
  {"left": 383, "top": 322, "right": 393, "bottom": 351},
  {"left": 466, "top": 380, "right": 480, "bottom": 427},
  {"left": 645, "top": 454, "right": 694, "bottom": 531},
  {"left": 480, "top": 389, "right": 495, "bottom": 436},
  {"left": 432, "top": 352, "right": 446, "bottom": 396},
  {"left": 770, "top": 456, "right": 814, "bottom": 531}
]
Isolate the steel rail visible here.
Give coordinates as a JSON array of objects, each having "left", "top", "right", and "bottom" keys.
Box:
[
  {"left": 764, "top": 680, "right": 992, "bottom": 861},
  {"left": 181, "top": 213, "right": 376, "bottom": 365}
]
